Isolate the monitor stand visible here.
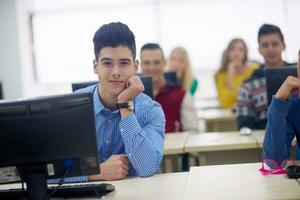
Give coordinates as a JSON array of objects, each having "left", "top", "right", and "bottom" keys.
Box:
[{"left": 19, "top": 165, "right": 49, "bottom": 200}]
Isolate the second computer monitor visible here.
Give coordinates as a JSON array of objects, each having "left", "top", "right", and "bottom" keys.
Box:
[
  {"left": 72, "top": 76, "right": 153, "bottom": 99},
  {"left": 164, "top": 71, "right": 178, "bottom": 85},
  {"left": 265, "top": 65, "right": 297, "bottom": 106}
]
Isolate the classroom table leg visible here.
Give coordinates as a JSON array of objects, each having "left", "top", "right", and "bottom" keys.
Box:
[
  {"left": 162, "top": 155, "right": 181, "bottom": 173},
  {"left": 198, "top": 153, "right": 207, "bottom": 166},
  {"left": 181, "top": 153, "right": 189, "bottom": 172}
]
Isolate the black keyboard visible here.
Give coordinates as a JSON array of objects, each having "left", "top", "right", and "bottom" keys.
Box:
[{"left": 0, "top": 183, "right": 115, "bottom": 199}]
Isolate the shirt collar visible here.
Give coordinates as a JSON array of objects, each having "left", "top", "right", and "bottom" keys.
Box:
[{"left": 93, "top": 85, "right": 121, "bottom": 115}]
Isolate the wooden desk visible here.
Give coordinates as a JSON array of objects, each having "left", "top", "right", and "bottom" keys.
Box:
[
  {"left": 185, "top": 130, "right": 264, "bottom": 152},
  {"left": 0, "top": 172, "right": 188, "bottom": 200},
  {"left": 182, "top": 163, "right": 300, "bottom": 200},
  {"left": 164, "top": 132, "right": 190, "bottom": 155},
  {"left": 184, "top": 130, "right": 265, "bottom": 165},
  {"left": 195, "top": 99, "right": 220, "bottom": 110},
  {"left": 105, "top": 172, "right": 187, "bottom": 200},
  {"left": 163, "top": 132, "right": 190, "bottom": 173},
  {"left": 197, "top": 109, "right": 237, "bottom": 132}
]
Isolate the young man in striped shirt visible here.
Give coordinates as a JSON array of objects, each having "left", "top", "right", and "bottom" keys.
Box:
[{"left": 70, "top": 22, "right": 165, "bottom": 182}]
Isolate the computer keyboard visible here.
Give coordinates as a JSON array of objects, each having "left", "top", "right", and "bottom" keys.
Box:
[{"left": 0, "top": 183, "right": 115, "bottom": 199}]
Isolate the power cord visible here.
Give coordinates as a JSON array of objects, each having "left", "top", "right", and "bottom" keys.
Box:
[
  {"left": 16, "top": 167, "right": 24, "bottom": 200},
  {"left": 239, "top": 128, "right": 262, "bottom": 162},
  {"left": 21, "top": 180, "right": 24, "bottom": 200},
  {"left": 49, "top": 168, "right": 70, "bottom": 197},
  {"left": 250, "top": 134, "right": 262, "bottom": 162},
  {"left": 296, "top": 179, "right": 300, "bottom": 186}
]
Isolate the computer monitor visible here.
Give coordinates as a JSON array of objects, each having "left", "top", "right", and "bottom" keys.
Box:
[
  {"left": 72, "top": 76, "right": 154, "bottom": 99},
  {"left": 164, "top": 71, "right": 178, "bottom": 85},
  {"left": 71, "top": 81, "right": 98, "bottom": 92},
  {"left": 137, "top": 75, "right": 153, "bottom": 99},
  {"left": 0, "top": 82, "right": 3, "bottom": 99},
  {"left": 0, "top": 93, "right": 99, "bottom": 199},
  {"left": 265, "top": 65, "right": 297, "bottom": 106}
]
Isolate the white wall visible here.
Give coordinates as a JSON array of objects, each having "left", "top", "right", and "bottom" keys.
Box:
[
  {"left": 1, "top": 0, "right": 299, "bottom": 99},
  {"left": 0, "top": 0, "right": 23, "bottom": 99},
  {"left": 17, "top": 0, "right": 71, "bottom": 99},
  {"left": 0, "top": 0, "right": 71, "bottom": 100},
  {"left": 285, "top": 0, "right": 300, "bottom": 60}
]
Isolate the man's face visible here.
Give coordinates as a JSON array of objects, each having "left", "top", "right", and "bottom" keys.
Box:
[
  {"left": 94, "top": 45, "right": 138, "bottom": 97},
  {"left": 259, "top": 33, "right": 286, "bottom": 66},
  {"left": 140, "top": 49, "right": 165, "bottom": 83}
]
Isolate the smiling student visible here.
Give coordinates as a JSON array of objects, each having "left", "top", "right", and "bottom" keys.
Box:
[{"left": 69, "top": 22, "right": 166, "bottom": 182}]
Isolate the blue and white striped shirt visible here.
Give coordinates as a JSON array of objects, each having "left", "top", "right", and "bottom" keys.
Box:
[{"left": 57, "top": 84, "right": 165, "bottom": 182}]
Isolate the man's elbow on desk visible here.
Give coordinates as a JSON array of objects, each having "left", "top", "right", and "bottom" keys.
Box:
[{"left": 134, "top": 156, "right": 163, "bottom": 178}]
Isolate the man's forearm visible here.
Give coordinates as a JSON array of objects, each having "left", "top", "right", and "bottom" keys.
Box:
[{"left": 119, "top": 111, "right": 164, "bottom": 177}]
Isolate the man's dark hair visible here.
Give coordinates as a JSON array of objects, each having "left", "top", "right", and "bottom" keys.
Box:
[
  {"left": 258, "top": 24, "right": 285, "bottom": 44},
  {"left": 140, "top": 43, "right": 165, "bottom": 59},
  {"left": 93, "top": 22, "right": 136, "bottom": 60}
]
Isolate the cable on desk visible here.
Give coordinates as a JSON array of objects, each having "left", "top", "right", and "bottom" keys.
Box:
[
  {"left": 295, "top": 179, "right": 300, "bottom": 186},
  {"left": 49, "top": 168, "right": 70, "bottom": 197},
  {"left": 21, "top": 180, "right": 24, "bottom": 200},
  {"left": 250, "top": 134, "right": 262, "bottom": 162}
]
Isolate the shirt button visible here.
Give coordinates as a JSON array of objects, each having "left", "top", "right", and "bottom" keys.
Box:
[
  {"left": 128, "top": 153, "right": 131, "bottom": 157},
  {"left": 120, "top": 129, "right": 124, "bottom": 132},
  {"left": 105, "top": 140, "right": 109, "bottom": 144}
]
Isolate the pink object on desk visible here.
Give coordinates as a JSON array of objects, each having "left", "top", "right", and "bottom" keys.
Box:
[{"left": 259, "top": 159, "right": 296, "bottom": 175}]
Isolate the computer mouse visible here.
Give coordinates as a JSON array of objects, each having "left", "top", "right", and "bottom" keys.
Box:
[
  {"left": 239, "top": 127, "right": 252, "bottom": 136},
  {"left": 286, "top": 165, "right": 300, "bottom": 179}
]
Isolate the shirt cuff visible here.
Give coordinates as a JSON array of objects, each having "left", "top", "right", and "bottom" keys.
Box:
[
  {"left": 269, "top": 96, "right": 290, "bottom": 117},
  {"left": 119, "top": 113, "right": 142, "bottom": 142}
]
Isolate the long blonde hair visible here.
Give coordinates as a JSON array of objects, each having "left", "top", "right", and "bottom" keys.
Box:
[
  {"left": 216, "top": 38, "right": 248, "bottom": 75},
  {"left": 168, "top": 47, "right": 193, "bottom": 91}
]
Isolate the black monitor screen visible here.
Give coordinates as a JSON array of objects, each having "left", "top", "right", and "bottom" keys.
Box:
[
  {"left": 72, "top": 76, "right": 153, "bottom": 99},
  {"left": 164, "top": 71, "right": 178, "bottom": 85},
  {"left": 0, "top": 93, "right": 99, "bottom": 182},
  {"left": 72, "top": 81, "right": 98, "bottom": 92},
  {"left": 265, "top": 65, "right": 297, "bottom": 106},
  {"left": 137, "top": 75, "right": 153, "bottom": 99}
]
